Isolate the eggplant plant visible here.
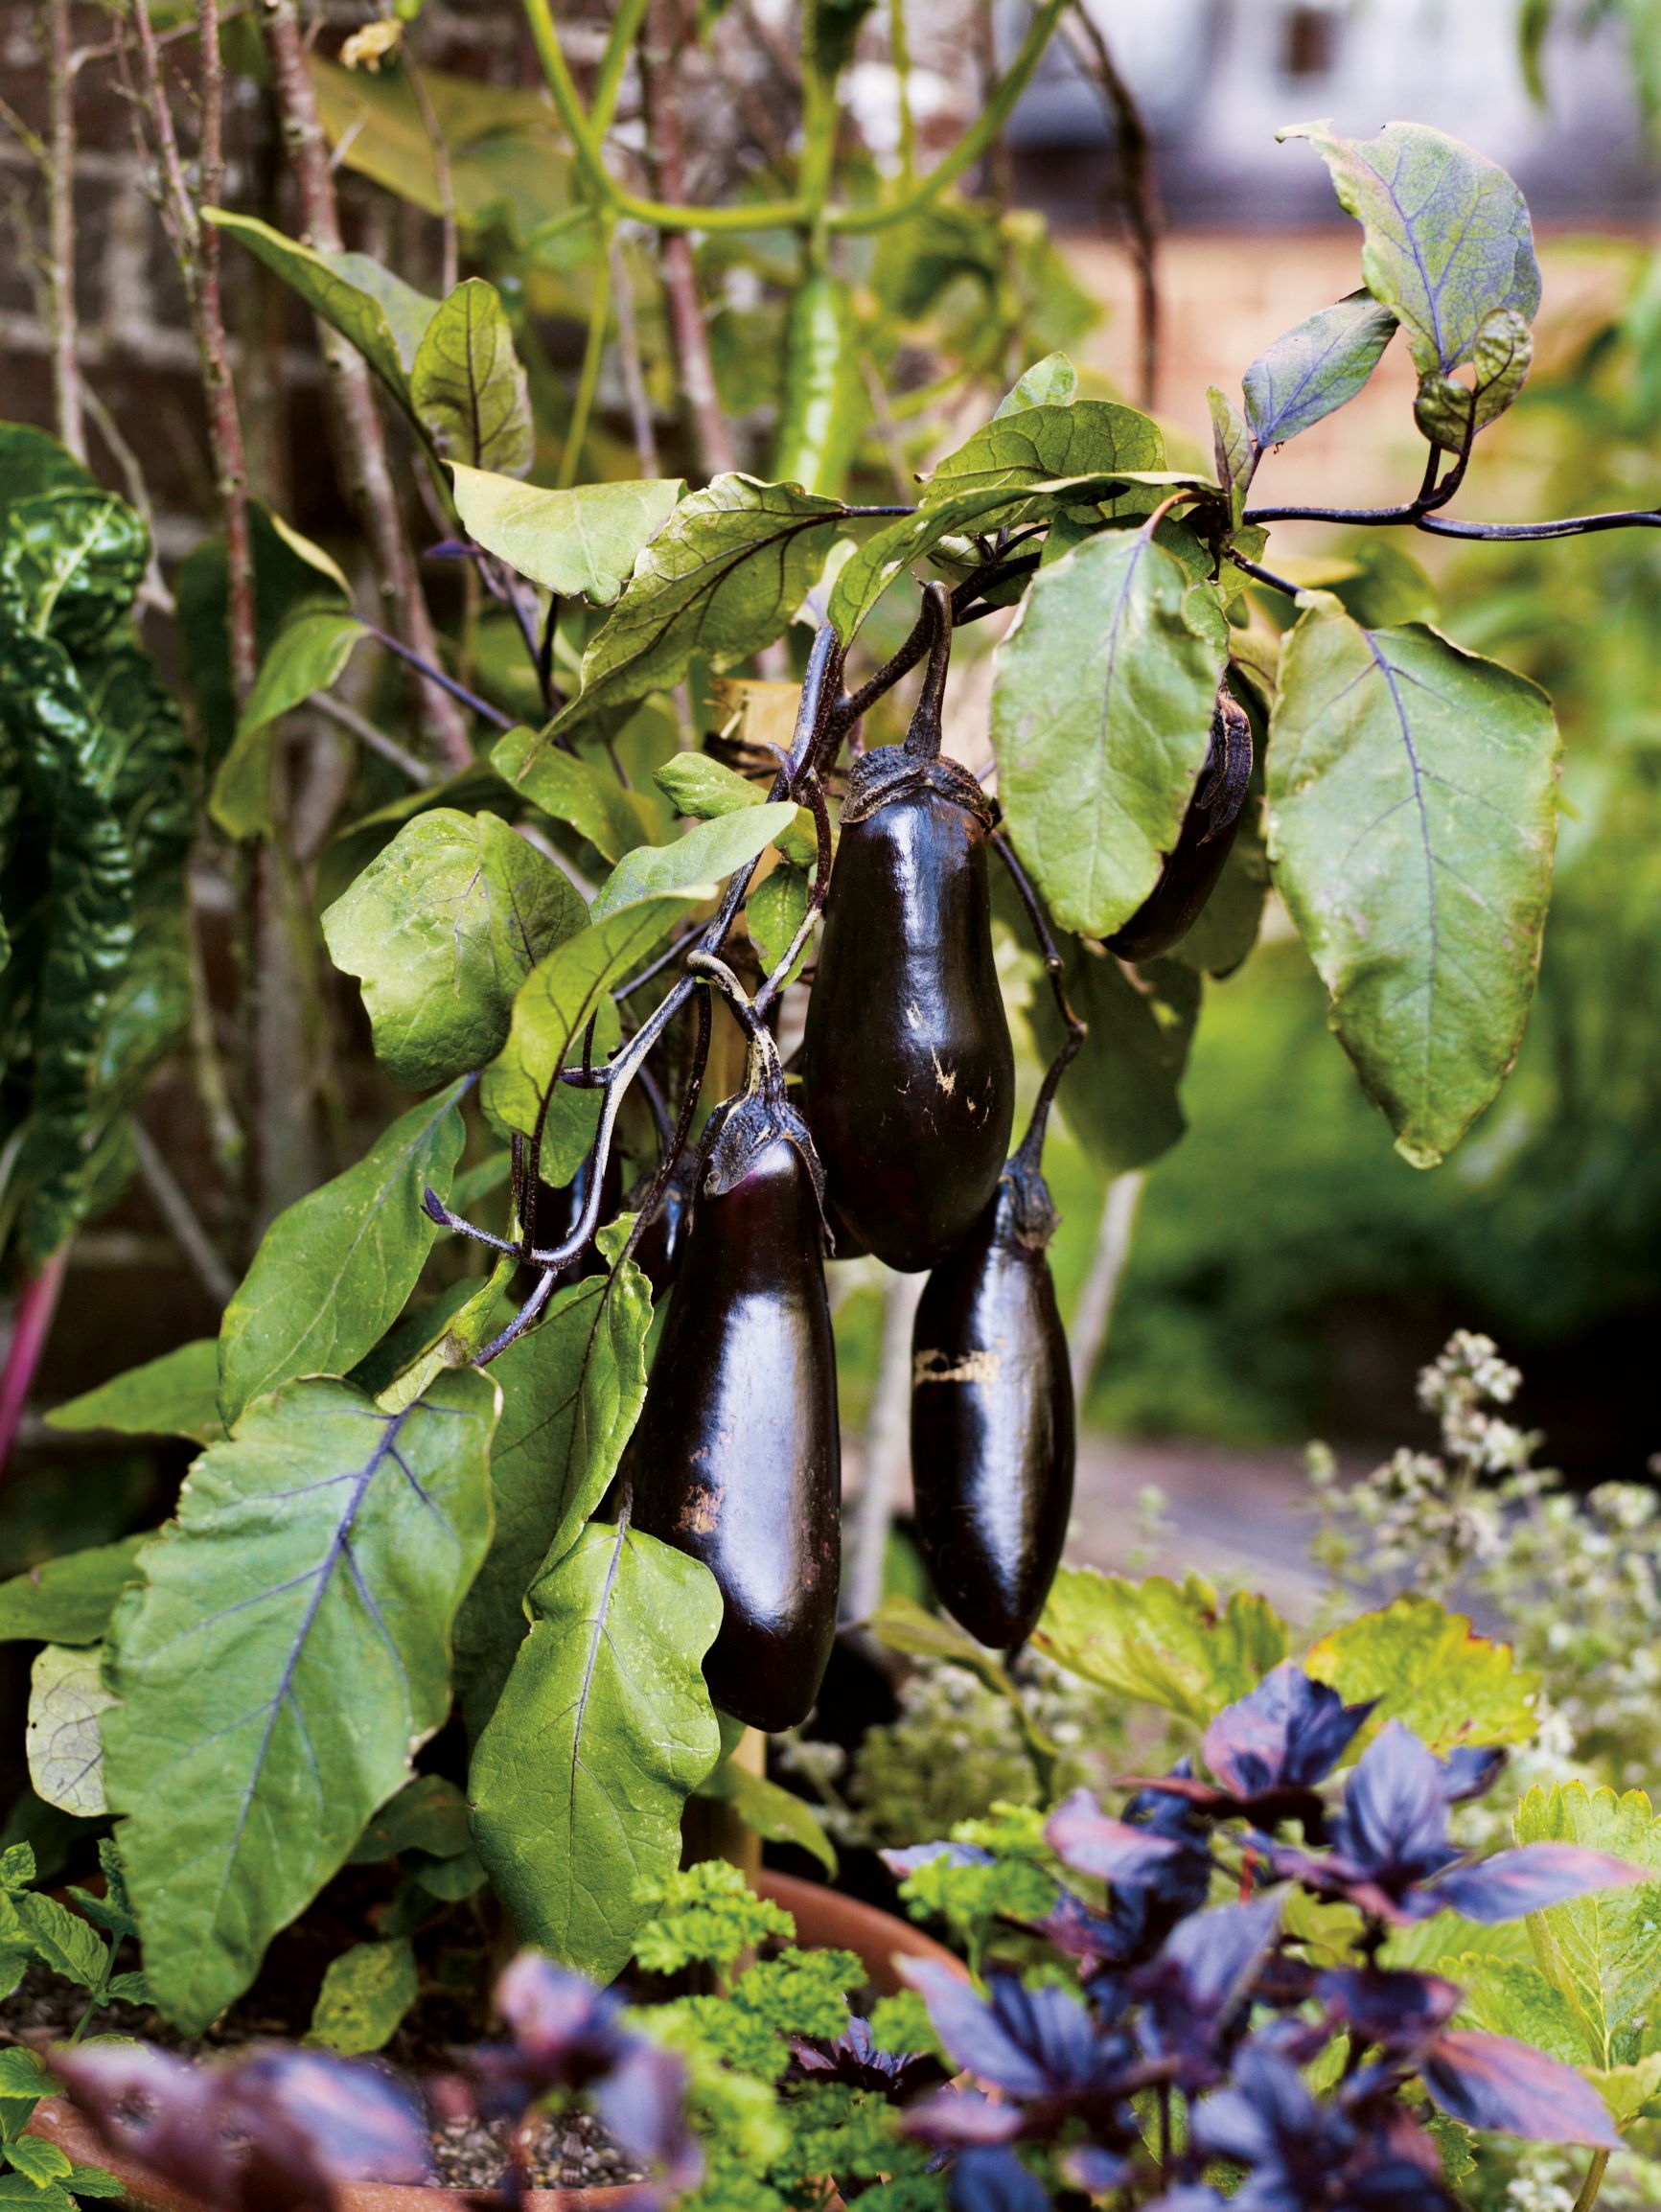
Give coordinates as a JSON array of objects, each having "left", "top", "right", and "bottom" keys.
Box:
[{"left": 4, "top": 19, "right": 1661, "bottom": 2209}]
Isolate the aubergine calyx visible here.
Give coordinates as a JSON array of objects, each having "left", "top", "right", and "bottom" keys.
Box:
[{"left": 1105, "top": 678, "right": 1254, "bottom": 963}]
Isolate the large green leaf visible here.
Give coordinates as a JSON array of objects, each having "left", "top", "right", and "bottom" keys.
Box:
[
  {"left": 470, "top": 1519, "right": 723, "bottom": 1982},
  {"left": 479, "top": 899, "right": 688, "bottom": 1153},
  {"left": 1027, "top": 941, "right": 1200, "bottom": 1178},
  {"left": 589, "top": 804, "right": 797, "bottom": 921},
  {"left": 1280, "top": 122, "right": 1540, "bottom": 380},
  {"left": 454, "top": 1255, "right": 654, "bottom": 1734},
  {"left": 212, "top": 610, "right": 369, "bottom": 839},
  {"left": 542, "top": 474, "right": 846, "bottom": 744},
  {"left": 204, "top": 210, "right": 427, "bottom": 403},
  {"left": 0, "top": 1540, "right": 145, "bottom": 1647},
  {"left": 450, "top": 467, "right": 681, "bottom": 606},
  {"left": 410, "top": 280, "right": 533, "bottom": 478},
  {"left": 1514, "top": 1784, "right": 1661, "bottom": 2070},
  {"left": 991, "top": 528, "right": 1228, "bottom": 937},
  {"left": 104, "top": 1367, "right": 498, "bottom": 2031},
  {"left": 45, "top": 1340, "right": 224, "bottom": 1446},
  {"left": 322, "top": 809, "right": 587, "bottom": 1088},
  {"left": 1242, "top": 291, "right": 1398, "bottom": 449},
  {"left": 218, "top": 1081, "right": 469, "bottom": 1424},
  {"left": 1266, "top": 596, "right": 1559, "bottom": 1166},
  {"left": 996, "top": 353, "right": 1079, "bottom": 415},
  {"left": 929, "top": 400, "right": 1164, "bottom": 496},
  {"left": 1304, "top": 1595, "right": 1539, "bottom": 1753},
  {"left": 1032, "top": 1567, "right": 1288, "bottom": 1725},
  {"left": 492, "top": 727, "right": 661, "bottom": 864},
  {"left": 696, "top": 1757, "right": 838, "bottom": 1878}
]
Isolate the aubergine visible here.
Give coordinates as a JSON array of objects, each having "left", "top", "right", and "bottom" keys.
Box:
[
  {"left": 1106, "top": 681, "right": 1253, "bottom": 963},
  {"left": 625, "top": 1088, "right": 840, "bottom": 1731},
  {"left": 910, "top": 1156, "right": 1073, "bottom": 1652},
  {"left": 801, "top": 593, "right": 1014, "bottom": 1273}
]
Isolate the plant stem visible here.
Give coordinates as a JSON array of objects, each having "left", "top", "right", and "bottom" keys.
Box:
[
  {"left": 1069, "top": 1172, "right": 1144, "bottom": 1408},
  {"left": 0, "top": 1244, "right": 69, "bottom": 1485},
  {"left": 361, "top": 621, "right": 515, "bottom": 729},
  {"left": 844, "top": 1267, "right": 927, "bottom": 1626},
  {"left": 1572, "top": 2150, "right": 1609, "bottom": 2212},
  {"left": 261, "top": 0, "right": 472, "bottom": 768},
  {"left": 611, "top": 232, "right": 660, "bottom": 477},
  {"left": 131, "top": 1121, "right": 237, "bottom": 1309},
  {"left": 309, "top": 691, "right": 432, "bottom": 787},
  {"left": 40, "top": 0, "right": 84, "bottom": 459},
  {"left": 1062, "top": 0, "right": 1161, "bottom": 409},
  {"left": 558, "top": 227, "right": 614, "bottom": 490},
  {"left": 889, "top": 0, "right": 916, "bottom": 189}
]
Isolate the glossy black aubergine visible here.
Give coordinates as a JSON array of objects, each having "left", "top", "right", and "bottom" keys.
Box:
[
  {"left": 1106, "top": 680, "right": 1254, "bottom": 963},
  {"left": 624, "top": 1075, "right": 840, "bottom": 1733},
  {"left": 910, "top": 1153, "right": 1074, "bottom": 1652},
  {"left": 801, "top": 589, "right": 1015, "bottom": 1273}
]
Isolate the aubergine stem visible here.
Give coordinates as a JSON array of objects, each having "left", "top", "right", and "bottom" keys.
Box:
[
  {"left": 752, "top": 762, "right": 834, "bottom": 1020},
  {"left": 991, "top": 830, "right": 1088, "bottom": 1177},
  {"left": 617, "top": 982, "right": 712, "bottom": 1275},
  {"left": 902, "top": 581, "right": 953, "bottom": 761}
]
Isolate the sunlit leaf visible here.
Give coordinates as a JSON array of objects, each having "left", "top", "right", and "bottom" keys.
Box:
[
  {"left": 1514, "top": 1783, "right": 1661, "bottom": 2071},
  {"left": 450, "top": 466, "right": 681, "bottom": 605},
  {"left": 411, "top": 279, "right": 533, "bottom": 477},
  {"left": 1242, "top": 291, "right": 1397, "bottom": 450},
  {"left": 1304, "top": 1594, "right": 1539, "bottom": 1754},
  {"left": 493, "top": 726, "right": 661, "bottom": 864},
  {"left": 1032, "top": 1568, "right": 1288, "bottom": 1725},
  {"left": 212, "top": 610, "right": 369, "bottom": 839}
]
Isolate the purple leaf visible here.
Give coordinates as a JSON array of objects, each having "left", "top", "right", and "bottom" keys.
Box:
[
  {"left": 1191, "top": 2046, "right": 1356, "bottom": 2189},
  {"left": 791, "top": 2017, "right": 947, "bottom": 2099},
  {"left": 1319, "top": 1969, "right": 1462, "bottom": 2054},
  {"left": 54, "top": 2044, "right": 238, "bottom": 2207},
  {"left": 1047, "top": 1789, "right": 1188, "bottom": 1883},
  {"left": 1135, "top": 1896, "right": 1281, "bottom": 2085},
  {"left": 1031, "top": 1887, "right": 1123, "bottom": 1969},
  {"left": 950, "top": 2145, "right": 1051, "bottom": 2212},
  {"left": 903, "top": 2088, "right": 1025, "bottom": 2147},
  {"left": 490, "top": 1950, "right": 625, "bottom": 2092},
  {"left": 1420, "top": 2031, "right": 1620, "bottom": 2149},
  {"left": 1330, "top": 1724, "right": 1459, "bottom": 1887},
  {"left": 593, "top": 2043, "right": 702, "bottom": 2195},
  {"left": 1431, "top": 1844, "right": 1646, "bottom": 1924},
  {"left": 900, "top": 1961, "right": 1113, "bottom": 2099},
  {"left": 1437, "top": 1745, "right": 1508, "bottom": 1803},
  {"left": 883, "top": 1841, "right": 995, "bottom": 1878},
  {"left": 233, "top": 2049, "right": 435, "bottom": 2186},
  {"left": 1203, "top": 1664, "right": 1374, "bottom": 1799},
  {"left": 1060, "top": 2144, "right": 1130, "bottom": 2193}
]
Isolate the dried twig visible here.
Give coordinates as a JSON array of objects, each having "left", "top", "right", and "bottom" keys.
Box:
[
  {"left": 40, "top": 0, "right": 84, "bottom": 458},
  {"left": 1062, "top": 1, "right": 1162, "bottom": 409}
]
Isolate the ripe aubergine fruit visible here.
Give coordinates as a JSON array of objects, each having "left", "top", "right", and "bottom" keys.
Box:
[
  {"left": 911, "top": 1155, "right": 1074, "bottom": 1652},
  {"left": 801, "top": 591, "right": 1014, "bottom": 1273},
  {"left": 1106, "top": 680, "right": 1254, "bottom": 963},
  {"left": 626, "top": 1081, "right": 840, "bottom": 1732}
]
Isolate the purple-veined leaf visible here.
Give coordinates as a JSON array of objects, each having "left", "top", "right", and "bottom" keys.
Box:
[
  {"left": 899, "top": 1962, "right": 1112, "bottom": 2099},
  {"left": 1330, "top": 1723, "right": 1459, "bottom": 1885},
  {"left": 1136, "top": 1896, "right": 1281, "bottom": 2084},
  {"left": 1203, "top": 1662, "right": 1375, "bottom": 1799},
  {"left": 1242, "top": 291, "right": 1398, "bottom": 449},
  {"left": 1420, "top": 2030, "right": 1620, "bottom": 2148},
  {"left": 1046, "top": 1787, "right": 1188, "bottom": 1882},
  {"left": 1431, "top": 1843, "right": 1646, "bottom": 1924}
]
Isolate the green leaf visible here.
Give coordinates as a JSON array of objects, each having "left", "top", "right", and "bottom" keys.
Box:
[
  {"left": 492, "top": 726, "right": 660, "bottom": 864},
  {"left": 589, "top": 807, "right": 796, "bottom": 922},
  {"left": 695, "top": 1759, "right": 838, "bottom": 1878},
  {"left": 325, "top": 253, "right": 441, "bottom": 373},
  {"left": 1514, "top": 1784, "right": 1661, "bottom": 2071},
  {"left": 867, "top": 1593, "right": 1020, "bottom": 1704},
  {"left": 45, "top": 1341, "right": 224, "bottom": 1447},
  {"left": 203, "top": 209, "right": 427, "bottom": 402},
  {"left": 0, "top": 423, "right": 96, "bottom": 512},
  {"left": 2, "top": 2138, "right": 72, "bottom": 2189},
  {"left": 13, "top": 1889, "right": 105, "bottom": 1992},
  {"left": 995, "top": 353, "right": 1079, "bottom": 416},
  {"left": 470, "top": 1520, "right": 723, "bottom": 1983},
  {"left": 0, "top": 2047, "right": 51, "bottom": 2099},
  {"left": 480, "top": 898, "right": 689, "bottom": 1151},
  {"left": 1278, "top": 121, "right": 1541, "bottom": 379},
  {"left": 410, "top": 279, "right": 533, "bottom": 477},
  {"left": 991, "top": 529, "right": 1229, "bottom": 937},
  {"left": 104, "top": 1367, "right": 498, "bottom": 2032},
  {"left": 25, "top": 1645, "right": 113, "bottom": 1818},
  {"left": 1304, "top": 1594, "right": 1539, "bottom": 1754},
  {"left": 218, "top": 1080, "right": 469, "bottom": 1424},
  {"left": 1451, "top": 1952, "right": 1587, "bottom": 2065},
  {"left": 306, "top": 1936, "right": 417, "bottom": 2055},
  {"left": 746, "top": 863, "right": 812, "bottom": 982},
  {"left": 930, "top": 400, "right": 1164, "bottom": 497},
  {"left": 653, "top": 753, "right": 817, "bottom": 867},
  {"left": 349, "top": 1774, "right": 473, "bottom": 1863},
  {"left": 322, "top": 809, "right": 588, "bottom": 1089},
  {"left": 454, "top": 1256, "right": 655, "bottom": 1734},
  {"left": 1028, "top": 942, "right": 1200, "bottom": 1178},
  {"left": 0, "top": 491, "right": 149, "bottom": 651},
  {"left": 1031, "top": 1568, "right": 1288, "bottom": 1725},
  {"left": 212, "top": 611, "right": 369, "bottom": 840},
  {"left": 0, "top": 1540, "right": 146, "bottom": 1647},
  {"left": 543, "top": 474, "right": 847, "bottom": 742},
  {"left": 1208, "top": 385, "right": 1252, "bottom": 527},
  {"left": 1583, "top": 2055, "right": 1661, "bottom": 2132},
  {"left": 1414, "top": 308, "right": 1534, "bottom": 447},
  {"left": 450, "top": 466, "right": 682, "bottom": 606},
  {"left": 1241, "top": 291, "right": 1398, "bottom": 449},
  {"left": 1172, "top": 792, "right": 1270, "bottom": 979},
  {"left": 1266, "top": 596, "right": 1559, "bottom": 1167}
]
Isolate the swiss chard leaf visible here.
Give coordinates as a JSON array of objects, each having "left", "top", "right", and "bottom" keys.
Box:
[
  {"left": 1267, "top": 595, "right": 1559, "bottom": 1166},
  {"left": 322, "top": 808, "right": 588, "bottom": 1088},
  {"left": 218, "top": 1080, "right": 470, "bottom": 1423},
  {"left": 470, "top": 1519, "right": 724, "bottom": 1983},
  {"left": 104, "top": 1367, "right": 498, "bottom": 2032}
]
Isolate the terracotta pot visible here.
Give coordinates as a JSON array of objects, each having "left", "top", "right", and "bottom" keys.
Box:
[{"left": 29, "top": 1868, "right": 963, "bottom": 2212}]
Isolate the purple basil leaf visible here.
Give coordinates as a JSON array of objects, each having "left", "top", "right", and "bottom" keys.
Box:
[
  {"left": 493, "top": 1949, "right": 624, "bottom": 2084},
  {"left": 1046, "top": 1788, "right": 1188, "bottom": 1883},
  {"left": 903, "top": 2087, "right": 1025, "bottom": 2148},
  {"left": 951, "top": 2145, "right": 1051, "bottom": 2212},
  {"left": 1142, "top": 2193, "right": 1227, "bottom": 2212},
  {"left": 884, "top": 1841, "right": 995, "bottom": 1878},
  {"left": 1437, "top": 1745, "right": 1508, "bottom": 1804},
  {"left": 1342, "top": 2153, "right": 1458, "bottom": 2211},
  {"left": 900, "top": 1960, "right": 1112, "bottom": 2098},
  {"left": 53, "top": 2043, "right": 238, "bottom": 2206},
  {"left": 232, "top": 2049, "right": 435, "bottom": 2188},
  {"left": 1330, "top": 1723, "right": 1459, "bottom": 1886},
  {"left": 594, "top": 2042, "right": 702, "bottom": 2191},
  {"left": 1033, "top": 1887, "right": 1123, "bottom": 1968},
  {"left": 1319, "top": 1968, "right": 1463, "bottom": 2053},
  {"left": 1136, "top": 1896, "right": 1281, "bottom": 2084},
  {"left": 1060, "top": 2143, "right": 1131, "bottom": 2192},
  {"left": 792, "top": 2015, "right": 947, "bottom": 2098},
  {"left": 1192, "top": 2046, "right": 1356, "bottom": 2194},
  {"left": 1420, "top": 2030, "right": 1620, "bottom": 2148},
  {"left": 1204, "top": 1664, "right": 1375, "bottom": 1798},
  {"left": 1431, "top": 1843, "right": 1646, "bottom": 1924}
]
